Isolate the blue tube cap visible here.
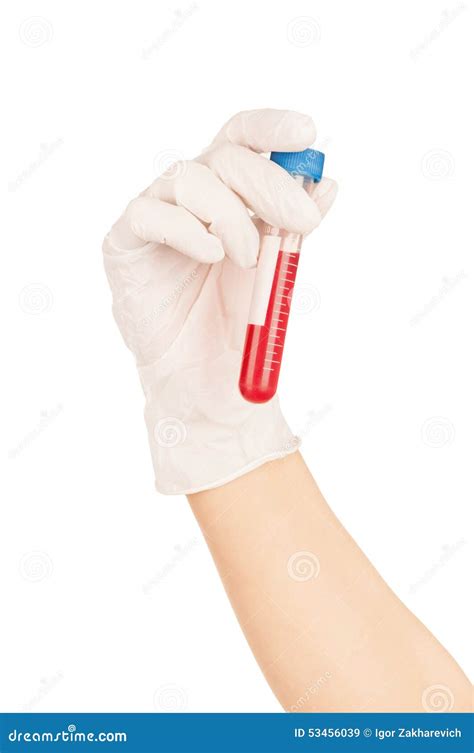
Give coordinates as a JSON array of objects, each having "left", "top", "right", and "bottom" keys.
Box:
[{"left": 270, "top": 148, "right": 325, "bottom": 182}]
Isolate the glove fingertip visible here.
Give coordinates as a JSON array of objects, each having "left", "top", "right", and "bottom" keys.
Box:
[
  {"left": 294, "top": 113, "right": 317, "bottom": 146},
  {"left": 311, "top": 178, "right": 338, "bottom": 219}
]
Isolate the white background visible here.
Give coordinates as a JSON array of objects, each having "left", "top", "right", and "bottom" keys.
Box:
[{"left": 1, "top": 0, "right": 472, "bottom": 713}]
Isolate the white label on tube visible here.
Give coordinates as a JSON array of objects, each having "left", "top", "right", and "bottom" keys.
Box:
[{"left": 248, "top": 235, "right": 281, "bottom": 326}]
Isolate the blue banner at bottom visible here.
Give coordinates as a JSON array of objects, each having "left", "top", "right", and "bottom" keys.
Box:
[{"left": 0, "top": 713, "right": 472, "bottom": 753}]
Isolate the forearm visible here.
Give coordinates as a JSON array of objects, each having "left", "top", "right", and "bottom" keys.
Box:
[{"left": 188, "top": 451, "right": 471, "bottom": 711}]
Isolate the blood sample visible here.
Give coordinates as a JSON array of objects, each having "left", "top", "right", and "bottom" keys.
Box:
[{"left": 239, "top": 148, "right": 325, "bottom": 403}]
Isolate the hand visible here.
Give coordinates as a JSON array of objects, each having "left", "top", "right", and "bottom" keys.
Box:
[{"left": 103, "top": 109, "right": 337, "bottom": 494}]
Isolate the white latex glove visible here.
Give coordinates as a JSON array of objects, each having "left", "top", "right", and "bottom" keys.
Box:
[{"left": 103, "top": 109, "right": 337, "bottom": 494}]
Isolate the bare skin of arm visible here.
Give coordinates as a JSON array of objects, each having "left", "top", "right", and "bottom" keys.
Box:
[{"left": 188, "top": 451, "right": 471, "bottom": 712}]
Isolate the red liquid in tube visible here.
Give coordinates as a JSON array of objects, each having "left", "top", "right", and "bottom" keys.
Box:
[
  {"left": 239, "top": 246, "right": 300, "bottom": 403},
  {"left": 238, "top": 149, "right": 325, "bottom": 403}
]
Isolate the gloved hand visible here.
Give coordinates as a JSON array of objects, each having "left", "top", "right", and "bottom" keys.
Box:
[{"left": 103, "top": 109, "right": 337, "bottom": 494}]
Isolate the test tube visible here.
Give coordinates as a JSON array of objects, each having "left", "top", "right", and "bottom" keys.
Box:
[{"left": 239, "top": 148, "right": 325, "bottom": 403}]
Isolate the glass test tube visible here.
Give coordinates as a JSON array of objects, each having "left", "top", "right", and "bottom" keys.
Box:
[{"left": 239, "top": 149, "right": 324, "bottom": 403}]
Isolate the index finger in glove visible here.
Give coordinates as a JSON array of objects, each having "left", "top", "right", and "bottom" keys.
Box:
[
  {"left": 198, "top": 143, "right": 321, "bottom": 234},
  {"left": 210, "top": 109, "right": 316, "bottom": 153}
]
